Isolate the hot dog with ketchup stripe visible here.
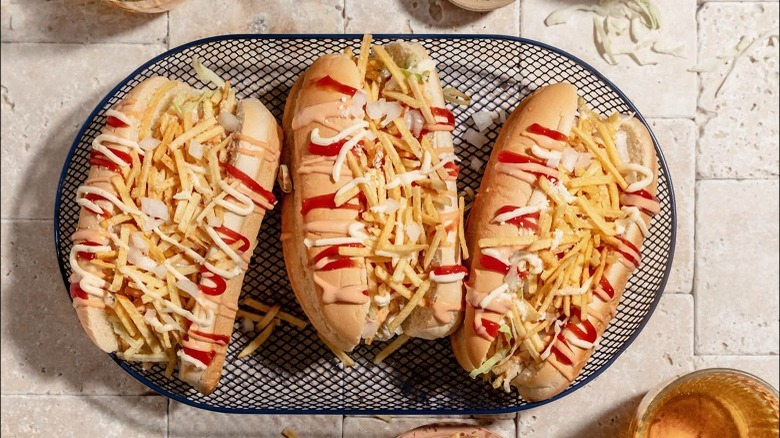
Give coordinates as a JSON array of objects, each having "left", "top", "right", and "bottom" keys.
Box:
[
  {"left": 69, "top": 70, "right": 281, "bottom": 394},
  {"left": 451, "top": 82, "right": 660, "bottom": 401},
  {"left": 281, "top": 35, "right": 466, "bottom": 356}
]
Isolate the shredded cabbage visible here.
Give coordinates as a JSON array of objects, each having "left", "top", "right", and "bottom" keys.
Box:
[
  {"left": 470, "top": 347, "right": 509, "bottom": 379},
  {"left": 192, "top": 56, "right": 225, "bottom": 89},
  {"left": 545, "top": 0, "right": 680, "bottom": 66}
]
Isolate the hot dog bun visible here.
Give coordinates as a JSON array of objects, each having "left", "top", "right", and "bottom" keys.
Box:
[
  {"left": 451, "top": 82, "right": 659, "bottom": 401},
  {"left": 281, "top": 36, "right": 465, "bottom": 357},
  {"left": 69, "top": 73, "right": 281, "bottom": 394}
]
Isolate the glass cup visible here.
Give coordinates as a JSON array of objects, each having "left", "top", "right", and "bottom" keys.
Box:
[
  {"left": 630, "top": 368, "right": 779, "bottom": 438},
  {"left": 103, "top": 0, "right": 185, "bottom": 13}
]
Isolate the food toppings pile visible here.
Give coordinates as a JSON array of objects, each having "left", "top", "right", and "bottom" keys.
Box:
[
  {"left": 470, "top": 102, "right": 660, "bottom": 391},
  {"left": 70, "top": 64, "right": 277, "bottom": 375},
  {"left": 298, "top": 35, "right": 469, "bottom": 360}
]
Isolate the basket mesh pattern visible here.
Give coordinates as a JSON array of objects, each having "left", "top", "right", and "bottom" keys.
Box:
[{"left": 54, "top": 35, "right": 675, "bottom": 414}]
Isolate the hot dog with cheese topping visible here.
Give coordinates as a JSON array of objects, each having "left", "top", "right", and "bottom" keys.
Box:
[
  {"left": 451, "top": 82, "right": 660, "bottom": 401},
  {"left": 281, "top": 35, "right": 466, "bottom": 356},
  {"left": 69, "top": 70, "right": 281, "bottom": 394}
]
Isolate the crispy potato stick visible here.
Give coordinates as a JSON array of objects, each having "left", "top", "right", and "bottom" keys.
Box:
[
  {"left": 373, "top": 334, "right": 410, "bottom": 365},
  {"left": 241, "top": 298, "right": 308, "bottom": 329},
  {"left": 237, "top": 322, "right": 275, "bottom": 359}
]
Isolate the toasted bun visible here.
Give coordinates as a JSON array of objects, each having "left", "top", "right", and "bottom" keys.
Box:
[
  {"left": 281, "top": 53, "right": 369, "bottom": 352},
  {"left": 179, "top": 98, "right": 282, "bottom": 393},
  {"left": 452, "top": 83, "right": 578, "bottom": 372},
  {"left": 281, "top": 41, "right": 463, "bottom": 352},
  {"left": 70, "top": 77, "right": 281, "bottom": 394},
  {"left": 451, "top": 82, "right": 658, "bottom": 402},
  {"left": 72, "top": 76, "right": 187, "bottom": 353}
]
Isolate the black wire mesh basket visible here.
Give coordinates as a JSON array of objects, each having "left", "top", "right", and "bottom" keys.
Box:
[{"left": 54, "top": 34, "right": 676, "bottom": 415}]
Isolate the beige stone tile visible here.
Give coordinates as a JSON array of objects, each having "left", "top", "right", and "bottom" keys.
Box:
[
  {"left": 0, "top": 42, "right": 165, "bottom": 220},
  {"left": 1, "top": 0, "right": 168, "bottom": 44},
  {"left": 696, "top": 3, "right": 779, "bottom": 179},
  {"left": 516, "top": 294, "right": 695, "bottom": 437},
  {"left": 168, "top": 0, "right": 344, "bottom": 48},
  {"left": 694, "top": 355, "right": 780, "bottom": 390},
  {"left": 648, "top": 119, "right": 696, "bottom": 293},
  {"left": 168, "top": 400, "right": 342, "bottom": 437},
  {"left": 1, "top": 221, "right": 152, "bottom": 395},
  {"left": 0, "top": 395, "right": 167, "bottom": 437},
  {"left": 519, "top": 0, "right": 697, "bottom": 118},
  {"left": 345, "top": 0, "right": 519, "bottom": 35},
  {"left": 343, "top": 416, "right": 515, "bottom": 438},
  {"left": 695, "top": 180, "right": 779, "bottom": 355}
]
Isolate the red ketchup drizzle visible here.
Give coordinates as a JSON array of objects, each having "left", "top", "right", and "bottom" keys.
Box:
[
  {"left": 308, "top": 138, "right": 348, "bottom": 157},
  {"left": 527, "top": 123, "right": 568, "bottom": 142},
  {"left": 314, "top": 75, "right": 358, "bottom": 97},
  {"left": 624, "top": 189, "right": 660, "bottom": 216},
  {"left": 182, "top": 346, "right": 216, "bottom": 366},
  {"left": 496, "top": 151, "right": 558, "bottom": 183},
  {"left": 70, "top": 283, "right": 89, "bottom": 300},
  {"left": 76, "top": 241, "right": 102, "bottom": 261},
  {"left": 83, "top": 193, "right": 112, "bottom": 216},
  {"left": 479, "top": 318, "right": 500, "bottom": 339},
  {"left": 190, "top": 330, "right": 230, "bottom": 345},
  {"left": 221, "top": 162, "right": 277, "bottom": 206},
  {"left": 480, "top": 255, "right": 510, "bottom": 275},
  {"left": 567, "top": 319, "right": 598, "bottom": 344},
  {"left": 89, "top": 148, "right": 133, "bottom": 173},
  {"left": 599, "top": 276, "right": 615, "bottom": 299},
  {"left": 106, "top": 115, "right": 129, "bottom": 128},
  {"left": 311, "top": 243, "right": 364, "bottom": 265},
  {"left": 494, "top": 205, "right": 540, "bottom": 231},
  {"left": 199, "top": 266, "right": 227, "bottom": 296},
  {"left": 433, "top": 265, "right": 468, "bottom": 276},
  {"left": 551, "top": 333, "right": 574, "bottom": 365},
  {"left": 320, "top": 258, "right": 359, "bottom": 271},
  {"left": 631, "top": 189, "right": 658, "bottom": 201},
  {"left": 214, "top": 225, "right": 250, "bottom": 252},
  {"left": 443, "top": 161, "right": 460, "bottom": 178},
  {"left": 300, "top": 192, "right": 362, "bottom": 216},
  {"left": 431, "top": 107, "right": 455, "bottom": 125},
  {"left": 615, "top": 236, "right": 640, "bottom": 267}
]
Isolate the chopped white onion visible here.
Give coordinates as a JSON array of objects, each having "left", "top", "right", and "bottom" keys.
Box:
[
  {"left": 218, "top": 111, "right": 240, "bottom": 132},
  {"left": 381, "top": 101, "right": 404, "bottom": 127},
  {"left": 405, "top": 221, "right": 422, "bottom": 243},
  {"left": 411, "top": 109, "right": 424, "bottom": 137},
  {"left": 560, "top": 147, "right": 579, "bottom": 172},
  {"left": 130, "top": 232, "right": 149, "bottom": 254},
  {"left": 472, "top": 110, "right": 495, "bottom": 133},
  {"left": 127, "top": 247, "right": 157, "bottom": 271},
  {"left": 188, "top": 139, "right": 204, "bottom": 160},
  {"left": 141, "top": 197, "right": 170, "bottom": 221},
  {"left": 139, "top": 137, "right": 161, "bottom": 152},
  {"left": 576, "top": 152, "right": 593, "bottom": 169},
  {"left": 496, "top": 108, "right": 507, "bottom": 123},
  {"left": 142, "top": 218, "right": 163, "bottom": 232},
  {"left": 469, "top": 156, "right": 484, "bottom": 171},
  {"left": 346, "top": 90, "right": 367, "bottom": 118},
  {"left": 463, "top": 128, "right": 489, "bottom": 149},
  {"left": 366, "top": 99, "right": 384, "bottom": 120}
]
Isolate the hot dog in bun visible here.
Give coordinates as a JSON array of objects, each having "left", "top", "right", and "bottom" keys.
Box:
[
  {"left": 69, "top": 65, "right": 281, "bottom": 394},
  {"left": 451, "top": 82, "right": 660, "bottom": 401},
  {"left": 281, "top": 35, "right": 466, "bottom": 359}
]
